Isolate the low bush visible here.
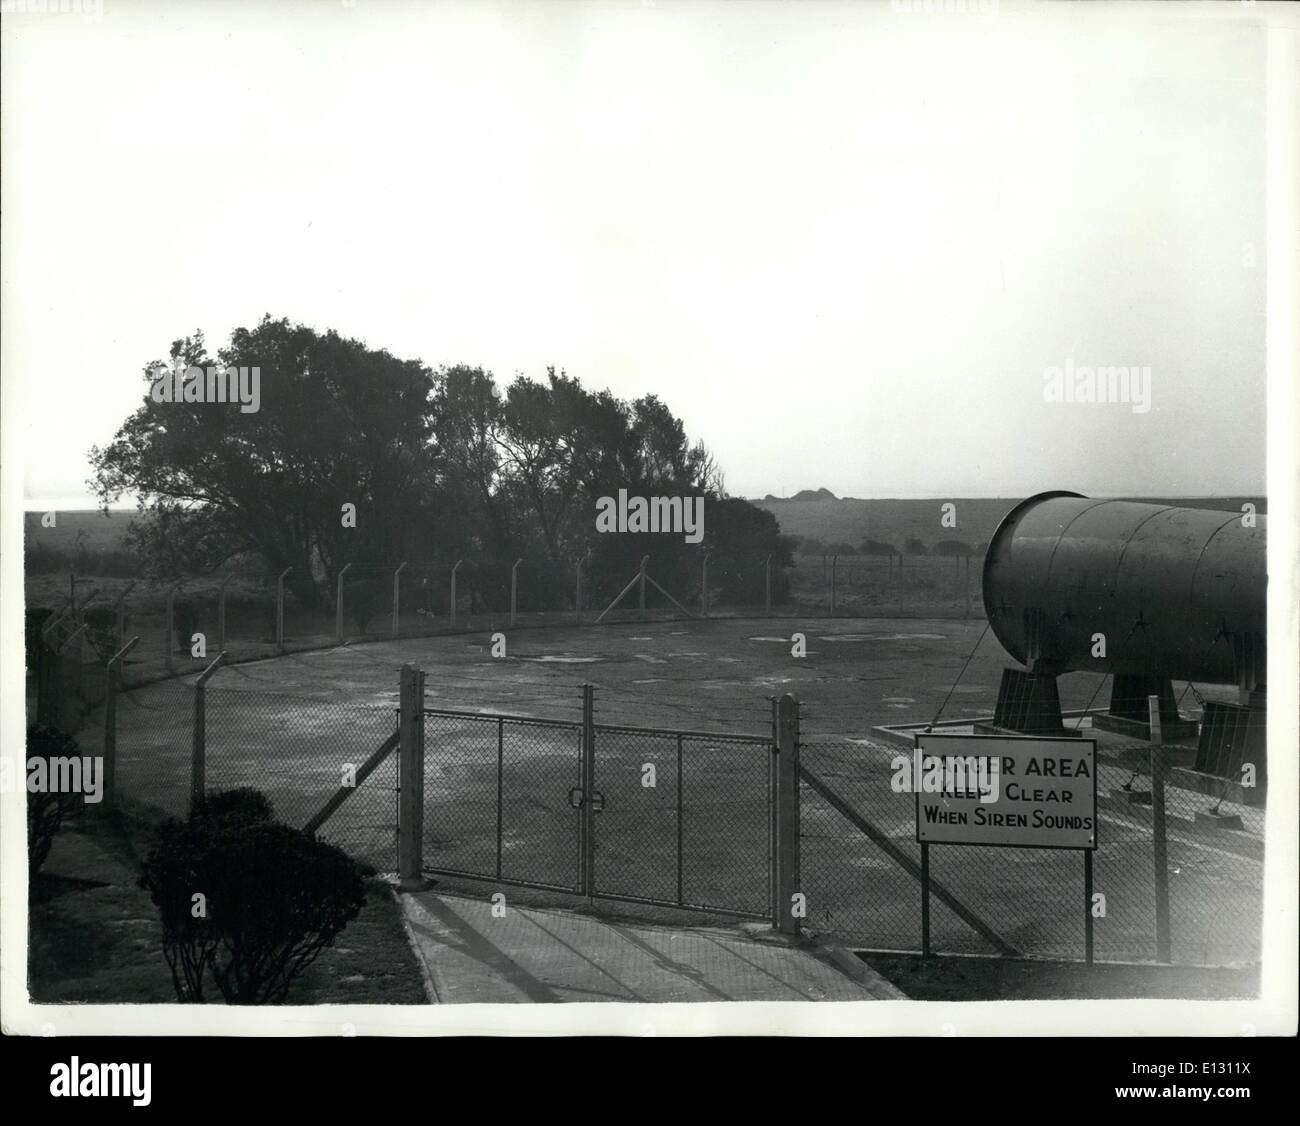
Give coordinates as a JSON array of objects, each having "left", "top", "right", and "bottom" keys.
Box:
[{"left": 139, "top": 790, "right": 366, "bottom": 1004}]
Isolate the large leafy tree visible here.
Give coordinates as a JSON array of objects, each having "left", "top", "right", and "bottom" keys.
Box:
[
  {"left": 90, "top": 316, "right": 437, "bottom": 605},
  {"left": 90, "top": 316, "right": 785, "bottom": 610}
]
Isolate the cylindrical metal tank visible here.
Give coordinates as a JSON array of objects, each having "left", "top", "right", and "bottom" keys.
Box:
[{"left": 982, "top": 492, "right": 1266, "bottom": 686}]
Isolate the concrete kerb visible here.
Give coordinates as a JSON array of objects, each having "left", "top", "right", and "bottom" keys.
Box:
[
  {"left": 381, "top": 875, "right": 443, "bottom": 1003},
  {"left": 740, "top": 921, "right": 910, "bottom": 999},
  {"left": 804, "top": 937, "right": 910, "bottom": 1000}
]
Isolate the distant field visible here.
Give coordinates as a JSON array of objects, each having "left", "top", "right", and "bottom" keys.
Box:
[
  {"left": 23, "top": 499, "right": 1265, "bottom": 669},
  {"left": 24, "top": 496, "right": 1269, "bottom": 572},
  {"left": 752, "top": 495, "right": 1267, "bottom": 552},
  {"left": 24, "top": 509, "right": 139, "bottom": 553}
]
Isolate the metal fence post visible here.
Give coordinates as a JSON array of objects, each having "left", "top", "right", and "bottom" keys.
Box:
[
  {"left": 776, "top": 692, "right": 801, "bottom": 936},
  {"left": 1084, "top": 849, "right": 1094, "bottom": 965},
  {"left": 190, "top": 651, "right": 227, "bottom": 811},
  {"left": 1151, "top": 743, "right": 1171, "bottom": 962},
  {"left": 165, "top": 582, "right": 180, "bottom": 673},
  {"left": 398, "top": 663, "right": 426, "bottom": 890},
  {"left": 336, "top": 562, "right": 352, "bottom": 643},
  {"left": 103, "top": 636, "right": 140, "bottom": 810},
  {"left": 114, "top": 581, "right": 135, "bottom": 649},
  {"left": 511, "top": 557, "right": 522, "bottom": 626},
  {"left": 217, "top": 574, "right": 233, "bottom": 652},
  {"left": 701, "top": 551, "right": 711, "bottom": 617},
  {"left": 639, "top": 555, "right": 649, "bottom": 619},
  {"left": 921, "top": 839, "right": 932, "bottom": 957},
  {"left": 1147, "top": 692, "right": 1163, "bottom": 745},
  {"left": 830, "top": 555, "right": 837, "bottom": 616},
  {"left": 764, "top": 553, "right": 772, "bottom": 616},
  {"left": 575, "top": 556, "right": 583, "bottom": 622},
  {"left": 450, "top": 560, "right": 462, "bottom": 628},
  {"left": 275, "top": 567, "right": 291, "bottom": 652},
  {"left": 392, "top": 561, "right": 407, "bottom": 637}
]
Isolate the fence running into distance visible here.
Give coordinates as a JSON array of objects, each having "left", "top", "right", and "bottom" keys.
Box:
[
  {"left": 30, "top": 606, "right": 1263, "bottom": 969},
  {"left": 29, "top": 551, "right": 982, "bottom": 693}
]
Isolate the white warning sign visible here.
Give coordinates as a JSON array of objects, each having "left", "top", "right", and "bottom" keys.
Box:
[{"left": 911, "top": 733, "right": 1097, "bottom": 850}]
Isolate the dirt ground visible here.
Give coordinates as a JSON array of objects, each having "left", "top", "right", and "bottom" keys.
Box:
[{"left": 859, "top": 952, "right": 1260, "bottom": 1002}]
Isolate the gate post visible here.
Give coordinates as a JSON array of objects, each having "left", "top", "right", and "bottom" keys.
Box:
[
  {"left": 103, "top": 636, "right": 140, "bottom": 811},
  {"left": 768, "top": 696, "right": 779, "bottom": 925},
  {"left": 398, "top": 663, "right": 426, "bottom": 890},
  {"left": 190, "top": 651, "right": 227, "bottom": 812},
  {"left": 581, "top": 683, "right": 595, "bottom": 897},
  {"left": 775, "top": 692, "right": 802, "bottom": 935}
]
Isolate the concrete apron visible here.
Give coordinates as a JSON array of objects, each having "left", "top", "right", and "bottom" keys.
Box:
[{"left": 397, "top": 888, "right": 903, "bottom": 1004}]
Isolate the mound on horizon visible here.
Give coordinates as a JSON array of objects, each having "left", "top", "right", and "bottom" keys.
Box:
[{"left": 764, "top": 487, "right": 838, "bottom": 502}]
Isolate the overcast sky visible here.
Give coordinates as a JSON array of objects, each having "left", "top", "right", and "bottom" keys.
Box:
[{"left": 3, "top": 0, "right": 1268, "bottom": 508}]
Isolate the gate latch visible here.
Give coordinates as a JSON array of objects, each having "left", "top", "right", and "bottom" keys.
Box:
[
  {"left": 568, "top": 787, "right": 585, "bottom": 809},
  {"left": 590, "top": 789, "right": 606, "bottom": 813}
]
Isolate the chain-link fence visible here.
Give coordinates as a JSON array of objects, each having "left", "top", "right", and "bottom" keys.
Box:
[
  {"left": 31, "top": 620, "right": 403, "bottom": 873},
  {"left": 111, "top": 677, "right": 194, "bottom": 819},
  {"left": 27, "top": 551, "right": 986, "bottom": 695},
  {"left": 796, "top": 736, "right": 1264, "bottom": 966},
  {"left": 201, "top": 686, "right": 399, "bottom": 872},
  {"left": 30, "top": 605, "right": 1262, "bottom": 967}
]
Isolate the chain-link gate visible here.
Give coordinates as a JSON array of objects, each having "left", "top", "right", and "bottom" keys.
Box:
[
  {"left": 584, "top": 723, "right": 773, "bottom": 918},
  {"left": 419, "top": 696, "right": 775, "bottom": 919}
]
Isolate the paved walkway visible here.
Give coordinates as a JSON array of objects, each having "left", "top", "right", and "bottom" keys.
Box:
[{"left": 399, "top": 889, "right": 902, "bottom": 1003}]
